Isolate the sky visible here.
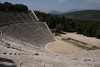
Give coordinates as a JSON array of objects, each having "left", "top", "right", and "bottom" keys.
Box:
[{"left": 0, "top": 0, "right": 100, "bottom": 12}]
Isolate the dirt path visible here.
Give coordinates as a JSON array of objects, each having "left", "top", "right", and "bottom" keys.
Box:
[{"left": 61, "top": 32, "right": 100, "bottom": 48}]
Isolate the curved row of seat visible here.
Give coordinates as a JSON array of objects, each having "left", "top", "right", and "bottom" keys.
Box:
[{"left": 1, "top": 22, "right": 55, "bottom": 48}]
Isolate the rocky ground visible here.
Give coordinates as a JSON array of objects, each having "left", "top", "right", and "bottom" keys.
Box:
[{"left": 0, "top": 32, "right": 100, "bottom": 67}]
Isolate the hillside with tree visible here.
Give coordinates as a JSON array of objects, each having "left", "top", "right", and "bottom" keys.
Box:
[
  {"left": 35, "top": 11, "right": 100, "bottom": 39},
  {"left": 61, "top": 10, "right": 100, "bottom": 21}
]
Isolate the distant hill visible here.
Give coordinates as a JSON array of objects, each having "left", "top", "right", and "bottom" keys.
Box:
[
  {"left": 48, "top": 9, "right": 80, "bottom": 14},
  {"left": 61, "top": 10, "right": 100, "bottom": 20},
  {"left": 65, "top": 9, "right": 80, "bottom": 13},
  {"left": 48, "top": 10, "right": 64, "bottom": 14}
]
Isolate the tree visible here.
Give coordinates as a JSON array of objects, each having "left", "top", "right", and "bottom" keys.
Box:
[
  {"left": 61, "top": 16, "right": 66, "bottom": 30},
  {"left": 14, "top": 4, "right": 28, "bottom": 11},
  {"left": 65, "top": 25, "right": 73, "bottom": 32},
  {"left": 56, "top": 23, "right": 64, "bottom": 31},
  {"left": 3, "top": 2, "right": 13, "bottom": 11},
  {"left": 95, "top": 29, "right": 100, "bottom": 38},
  {"left": 0, "top": 3, "right": 3, "bottom": 10},
  {"left": 0, "top": 2, "right": 28, "bottom": 11}
]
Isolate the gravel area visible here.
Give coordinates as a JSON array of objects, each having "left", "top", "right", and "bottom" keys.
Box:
[{"left": 45, "top": 39, "right": 84, "bottom": 55}]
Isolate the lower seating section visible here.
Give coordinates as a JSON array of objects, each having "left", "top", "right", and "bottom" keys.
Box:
[
  {"left": 37, "top": 22, "right": 55, "bottom": 42},
  {"left": 0, "top": 38, "right": 62, "bottom": 67},
  {"left": 1, "top": 22, "right": 55, "bottom": 48},
  {"left": 0, "top": 42, "right": 67, "bottom": 67},
  {"left": 26, "top": 22, "right": 49, "bottom": 45}
]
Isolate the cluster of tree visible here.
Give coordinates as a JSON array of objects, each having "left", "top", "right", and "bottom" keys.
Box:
[
  {"left": 0, "top": 2, "right": 28, "bottom": 11},
  {"left": 35, "top": 11, "right": 100, "bottom": 39}
]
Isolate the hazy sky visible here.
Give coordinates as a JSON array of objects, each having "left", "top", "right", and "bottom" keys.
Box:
[{"left": 0, "top": 0, "right": 100, "bottom": 12}]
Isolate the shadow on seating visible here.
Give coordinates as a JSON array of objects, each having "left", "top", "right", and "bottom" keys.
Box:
[{"left": 0, "top": 57, "right": 16, "bottom": 67}]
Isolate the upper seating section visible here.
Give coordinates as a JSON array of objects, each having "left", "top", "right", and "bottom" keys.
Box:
[{"left": 0, "top": 11, "right": 39, "bottom": 27}]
